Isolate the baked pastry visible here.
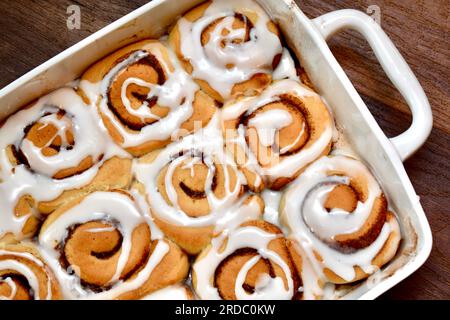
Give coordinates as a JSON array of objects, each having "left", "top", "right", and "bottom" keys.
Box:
[
  {"left": 222, "top": 79, "right": 333, "bottom": 190},
  {"left": 134, "top": 133, "right": 265, "bottom": 254},
  {"left": 169, "top": 0, "right": 283, "bottom": 102},
  {"left": 80, "top": 40, "right": 218, "bottom": 157},
  {"left": 280, "top": 156, "right": 401, "bottom": 297},
  {"left": 38, "top": 190, "right": 189, "bottom": 299},
  {"left": 0, "top": 88, "right": 131, "bottom": 239},
  {"left": 192, "top": 220, "right": 302, "bottom": 300},
  {"left": 0, "top": 241, "right": 61, "bottom": 300}
]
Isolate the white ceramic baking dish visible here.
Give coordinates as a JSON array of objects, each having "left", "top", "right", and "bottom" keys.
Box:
[{"left": 0, "top": 0, "right": 433, "bottom": 299}]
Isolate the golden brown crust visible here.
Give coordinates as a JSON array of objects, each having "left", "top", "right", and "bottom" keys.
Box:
[{"left": 37, "top": 156, "right": 132, "bottom": 215}]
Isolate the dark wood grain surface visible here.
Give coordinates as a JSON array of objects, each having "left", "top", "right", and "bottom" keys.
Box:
[{"left": 0, "top": 0, "right": 448, "bottom": 300}]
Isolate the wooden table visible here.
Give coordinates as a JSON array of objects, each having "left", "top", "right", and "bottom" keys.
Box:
[{"left": 0, "top": 0, "right": 448, "bottom": 300}]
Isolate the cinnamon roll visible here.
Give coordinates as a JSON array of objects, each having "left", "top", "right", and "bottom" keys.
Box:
[
  {"left": 80, "top": 40, "right": 218, "bottom": 157},
  {"left": 38, "top": 190, "right": 189, "bottom": 299},
  {"left": 134, "top": 122, "right": 265, "bottom": 255},
  {"left": 0, "top": 242, "right": 61, "bottom": 300},
  {"left": 169, "top": 0, "right": 283, "bottom": 102},
  {"left": 222, "top": 79, "right": 333, "bottom": 190},
  {"left": 192, "top": 220, "right": 302, "bottom": 300},
  {"left": 0, "top": 88, "right": 131, "bottom": 239},
  {"left": 280, "top": 155, "right": 401, "bottom": 292}
]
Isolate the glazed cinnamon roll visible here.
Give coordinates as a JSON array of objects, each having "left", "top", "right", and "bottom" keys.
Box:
[
  {"left": 222, "top": 79, "right": 333, "bottom": 190},
  {"left": 169, "top": 0, "right": 283, "bottom": 102},
  {"left": 134, "top": 125, "right": 265, "bottom": 255},
  {"left": 80, "top": 40, "right": 218, "bottom": 157},
  {"left": 192, "top": 220, "right": 302, "bottom": 300},
  {"left": 38, "top": 190, "right": 189, "bottom": 299},
  {"left": 0, "top": 88, "right": 131, "bottom": 239},
  {"left": 0, "top": 242, "right": 61, "bottom": 300},
  {"left": 280, "top": 155, "right": 401, "bottom": 293}
]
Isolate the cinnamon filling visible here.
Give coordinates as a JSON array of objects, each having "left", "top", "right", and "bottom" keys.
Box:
[
  {"left": 178, "top": 174, "right": 218, "bottom": 200},
  {"left": 0, "top": 274, "right": 34, "bottom": 300},
  {"left": 272, "top": 52, "right": 282, "bottom": 70}
]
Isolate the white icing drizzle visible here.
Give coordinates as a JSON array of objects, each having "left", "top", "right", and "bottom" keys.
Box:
[
  {"left": 281, "top": 156, "right": 391, "bottom": 284},
  {"left": 38, "top": 191, "right": 169, "bottom": 299},
  {"left": 272, "top": 48, "right": 300, "bottom": 82},
  {"left": 193, "top": 226, "right": 294, "bottom": 300},
  {"left": 134, "top": 112, "right": 260, "bottom": 230},
  {"left": 130, "top": 188, "right": 165, "bottom": 241},
  {"left": 261, "top": 189, "right": 282, "bottom": 227},
  {"left": 141, "top": 284, "right": 191, "bottom": 300},
  {"left": 294, "top": 244, "right": 324, "bottom": 300},
  {"left": 0, "top": 249, "right": 53, "bottom": 300},
  {"left": 176, "top": 0, "right": 282, "bottom": 99},
  {"left": 213, "top": 195, "right": 263, "bottom": 233},
  {"left": 248, "top": 109, "right": 292, "bottom": 147},
  {"left": 0, "top": 88, "right": 127, "bottom": 238},
  {"left": 79, "top": 44, "right": 200, "bottom": 148},
  {"left": 85, "top": 226, "right": 117, "bottom": 233},
  {"left": 222, "top": 79, "right": 332, "bottom": 179}
]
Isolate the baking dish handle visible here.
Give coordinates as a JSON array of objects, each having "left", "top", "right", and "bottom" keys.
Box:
[{"left": 312, "top": 9, "right": 432, "bottom": 161}]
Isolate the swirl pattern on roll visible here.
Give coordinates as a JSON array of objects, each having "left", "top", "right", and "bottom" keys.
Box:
[
  {"left": 38, "top": 190, "right": 189, "bottom": 299},
  {"left": 134, "top": 120, "right": 265, "bottom": 254},
  {"left": 192, "top": 220, "right": 302, "bottom": 300},
  {"left": 280, "top": 156, "right": 401, "bottom": 291},
  {"left": 0, "top": 243, "right": 61, "bottom": 300},
  {"left": 169, "top": 0, "right": 283, "bottom": 102},
  {"left": 80, "top": 40, "right": 218, "bottom": 157},
  {"left": 0, "top": 88, "right": 130, "bottom": 238},
  {"left": 222, "top": 79, "right": 333, "bottom": 190}
]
